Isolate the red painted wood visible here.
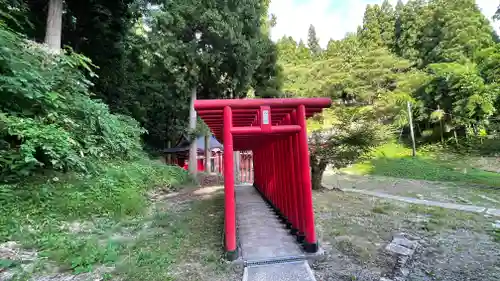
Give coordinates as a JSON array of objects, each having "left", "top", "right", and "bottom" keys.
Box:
[
  {"left": 223, "top": 106, "right": 236, "bottom": 253},
  {"left": 194, "top": 98, "right": 331, "bottom": 256}
]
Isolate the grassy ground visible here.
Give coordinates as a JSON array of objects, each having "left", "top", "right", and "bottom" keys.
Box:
[
  {"left": 342, "top": 142, "right": 500, "bottom": 188},
  {"left": 331, "top": 142, "right": 500, "bottom": 207},
  {"left": 112, "top": 187, "right": 235, "bottom": 281},
  {"left": 0, "top": 160, "right": 235, "bottom": 281},
  {"left": 313, "top": 191, "right": 500, "bottom": 281},
  {"left": 322, "top": 172, "right": 500, "bottom": 208}
]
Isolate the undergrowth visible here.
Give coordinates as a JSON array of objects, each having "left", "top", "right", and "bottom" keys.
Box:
[{"left": 0, "top": 158, "right": 190, "bottom": 275}]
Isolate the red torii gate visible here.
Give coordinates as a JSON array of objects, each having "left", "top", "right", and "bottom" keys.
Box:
[{"left": 195, "top": 98, "right": 332, "bottom": 260}]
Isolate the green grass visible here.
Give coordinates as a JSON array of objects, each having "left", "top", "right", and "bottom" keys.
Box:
[
  {"left": 0, "top": 158, "right": 202, "bottom": 279},
  {"left": 493, "top": 228, "right": 500, "bottom": 243},
  {"left": 114, "top": 194, "right": 232, "bottom": 281},
  {"left": 343, "top": 142, "right": 500, "bottom": 187},
  {"left": 371, "top": 201, "right": 393, "bottom": 214}
]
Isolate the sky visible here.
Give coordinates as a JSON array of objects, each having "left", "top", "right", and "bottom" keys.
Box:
[{"left": 269, "top": 0, "right": 500, "bottom": 48}]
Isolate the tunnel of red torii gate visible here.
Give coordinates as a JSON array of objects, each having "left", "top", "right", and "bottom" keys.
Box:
[{"left": 194, "top": 97, "right": 332, "bottom": 260}]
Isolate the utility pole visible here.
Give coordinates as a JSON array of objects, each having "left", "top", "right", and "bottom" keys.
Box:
[
  {"left": 407, "top": 101, "right": 417, "bottom": 157},
  {"left": 189, "top": 87, "right": 197, "bottom": 175}
]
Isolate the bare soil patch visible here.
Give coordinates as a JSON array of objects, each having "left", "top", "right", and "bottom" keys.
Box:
[{"left": 312, "top": 191, "right": 500, "bottom": 281}]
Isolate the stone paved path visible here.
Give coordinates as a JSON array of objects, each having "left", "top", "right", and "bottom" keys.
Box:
[
  {"left": 236, "top": 185, "right": 316, "bottom": 281},
  {"left": 343, "top": 188, "right": 500, "bottom": 216}
]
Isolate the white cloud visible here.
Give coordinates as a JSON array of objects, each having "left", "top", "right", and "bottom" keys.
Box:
[{"left": 270, "top": 0, "right": 499, "bottom": 48}]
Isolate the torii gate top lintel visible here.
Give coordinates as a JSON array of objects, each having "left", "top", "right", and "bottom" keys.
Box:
[
  {"left": 195, "top": 98, "right": 332, "bottom": 150},
  {"left": 194, "top": 98, "right": 332, "bottom": 261}
]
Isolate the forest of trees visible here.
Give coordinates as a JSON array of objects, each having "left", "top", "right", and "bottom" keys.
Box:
[
  {"left": 277, "top": 0, "right": 500, "bottom": 188},
  {"left": 0, "top": 0, "right": 281, "bottom": 180},
  {"left": 1, "top": 0, "right": 500, "bottom": 187}
]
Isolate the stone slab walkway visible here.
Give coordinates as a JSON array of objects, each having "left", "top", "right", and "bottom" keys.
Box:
[
  {"left": 243, "top": 261, "right": 315, "bottom": 281},
  {"left": 236, "top": 185, "right": 317, "bottom": 281},
  {"left": 343, "top": 188, "right": 500, "bottom": 216}
]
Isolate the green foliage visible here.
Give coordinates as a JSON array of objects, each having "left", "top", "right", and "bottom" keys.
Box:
[
  {"left": 0, "top": 0, "right": 29, "bottom": 31},
  {"left": 281, "top": 37, "right": 418, "bottom": 116},
  {"left": 476, "top": 44, "right": 500, "bottom": 84},
  {"left": 309, "top": 107, "right": 391, "bottom": 168},
  {"left": 0, "top": 26, "right": 145, "bottom": 180},
  {"left": 493, "top": 228, "right": 500, "bottom": 243},
  {"left": 422, "top": 0, "right": 495, "bottom": 65},
  {"left": 251, "top": 36, "right": 284, "bottom": 98},
  {"left": 359, "top": 1, "right": 395, "bottom": 49},
  {"left": 279, "top": 0, "right": 500, "bottom": 148},
  {"left": 395, "top": 0, "right": 430, "bottom": 63},
  {"left": 39, "top": 236, "right": 122, "bottom": 274},
  {"left": 379, "top": 0, "right": 396, "bottom": 49},
  {"left": 308, "top": 107, "right": 391, "bottom": 189},
  {"left": 0, "top": 160, "right": 189, "bottom": 235},
  {"left": 359, "top": 4, "right": 384, "bottom": 48},
  {"left": 5, "top": 0, "right": 281, "bottom": 149},
  {"left": 394, "top": 0, "right": 495, "bottom": 66},
  {"left": 106, "top": 0, "right": 281, "bottom": 146},
  {"left": 416, "top": 63, "right": 496, "bottom": 127}
]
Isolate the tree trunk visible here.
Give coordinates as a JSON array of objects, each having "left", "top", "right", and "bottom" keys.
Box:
[
  {"left": 311, "top": 160, "right": 327, "bottom": 190},
  {"left": 189, "top": 87, "right": 197, "bottom": 175},
  {"left": 45, "top": 0, "right": 63, "bottom": 52},
  {"left": 204, "top": 134, "right": 211, "bottom": 173},
  {"left": 166, "top": 141, "right": 171, "bottom": 164},
  {"left": 234, "top": 152, "right": 240, "bottom": 184},
  {"left": 439, "top": 119, "right": 444, "bottom": 144}
]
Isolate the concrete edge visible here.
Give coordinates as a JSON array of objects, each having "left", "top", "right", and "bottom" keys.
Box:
[
  {"left": 242, "top": 267, "right": 249, "bottom": 281},
  {"left": 243, "top": 261, "right": 317, "bottom": 281},
  {"left": 240, "top": 247, "right": 327, "bottom": 267},
  {"left": 344, "top": 189, "right": 491, "bottom": 214},
  {"left": 486, "top": 208, "right": 500, "bottom": 216},
  {"left": 303, "top": 260, "right": 317, "bottom": 281}
]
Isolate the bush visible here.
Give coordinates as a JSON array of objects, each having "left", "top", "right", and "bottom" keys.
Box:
[{"left": 0, "top": 25, "right": 145, "bottom": 181}]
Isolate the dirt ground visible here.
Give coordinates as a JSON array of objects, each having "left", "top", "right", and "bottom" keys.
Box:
[{"left": 312, "top": 190, "right": 500, "bottom": 281}]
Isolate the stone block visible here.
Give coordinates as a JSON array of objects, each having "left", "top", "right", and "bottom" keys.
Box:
[{"left": 385, "top": 243, "right": 414, "bottom": 256}]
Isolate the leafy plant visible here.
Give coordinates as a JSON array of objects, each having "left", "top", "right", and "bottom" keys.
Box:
[
  {"left": 308, "top": 107, "right": 391, "bottom": 190},
  {"left": 0, "top": 26, "right": 145, "bottom": 181}
]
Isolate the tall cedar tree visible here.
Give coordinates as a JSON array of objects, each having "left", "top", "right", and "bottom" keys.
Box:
[
  {"left": 395, "top": 0, "right": 429, "bottom": 63},
  {"left": 394, "top": 0, "right": 405, "bottom": 54},
  {"left": 307, "top": 24, "right": 321, "bottom": 56},
  {"left": 421, "top": 0, "right": 495, "bottom": 65},
  {"left": 360, "top": 4, "right": 384, "bottom": 48},
  {"left": 379, "top": 0, "right": 396, "bottom": 50}
]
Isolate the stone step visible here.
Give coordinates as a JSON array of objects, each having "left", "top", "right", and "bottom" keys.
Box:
[{"left": 243, "top": 261, "right": 316, "bottom": 281}]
